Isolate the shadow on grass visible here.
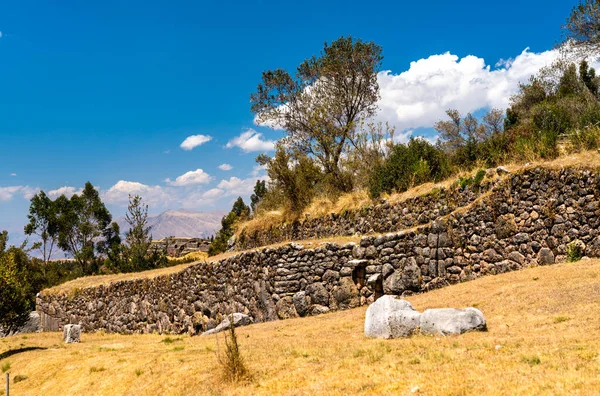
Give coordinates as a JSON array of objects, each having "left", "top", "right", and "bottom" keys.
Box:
[{"left": 0, "top": 347, "right": 47, "bottom": 360}]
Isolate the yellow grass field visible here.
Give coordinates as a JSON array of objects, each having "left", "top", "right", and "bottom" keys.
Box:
[{"left": 3, "top": 259, "right": 600, "bottom": 395}]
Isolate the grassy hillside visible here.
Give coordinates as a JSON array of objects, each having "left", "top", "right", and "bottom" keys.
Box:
[{"left": 3, "top": 259, "right": 600, "bottom": 395}]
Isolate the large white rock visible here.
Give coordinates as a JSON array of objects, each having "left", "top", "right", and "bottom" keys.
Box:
[
  {"left": 201, "top": 313, "right": 253, "bottom": 336},
  {"left": 63, "top": 324, "right": 81, "bottom": 343},
  {"left": 364, "top": 295, "right": 420, "bottom": 339},
  {"left": 419, "top": 308, "right": 487, "bottom": 336}
]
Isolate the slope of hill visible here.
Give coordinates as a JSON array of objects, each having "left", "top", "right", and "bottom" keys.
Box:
[
  {"left": 2, "top": 259, "right": 599, "bottom": 395},
  {"left": 116, "top": 209, "right": 227, "bottom": 239}
]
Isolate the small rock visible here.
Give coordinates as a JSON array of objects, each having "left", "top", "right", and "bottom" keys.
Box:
[
  {"left": 201, "top": 313, "right": 253, "bottom": 336},
  {"left": 63, "top": 324, "right": 81, "bottom": 343},
  {"left": 496, "top": 166, "right": 510, "bottom": 175},
  {"left": 537, "top": 248, "right": 555, "bottom": 265}
]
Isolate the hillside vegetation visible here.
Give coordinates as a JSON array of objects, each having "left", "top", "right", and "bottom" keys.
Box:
[{"left": 2, "top": 259, "right": 599, "bottom": 395}]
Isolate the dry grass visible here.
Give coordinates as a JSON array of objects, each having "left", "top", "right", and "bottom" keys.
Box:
[
  {"left": 4, "top": 259, "right": 600, "bottom": 395},
  {"left": 167, "top": 251, "right": 209, "bottom": 262}
]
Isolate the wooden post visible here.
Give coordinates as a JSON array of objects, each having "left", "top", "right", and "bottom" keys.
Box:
[{"left": 5, "top": 372, "right": 9, "bottom": 396}]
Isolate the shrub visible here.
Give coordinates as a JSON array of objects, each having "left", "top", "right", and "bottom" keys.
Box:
[
  {"left": 217, "top": 315, "right": 250, "bottom": 382},
  {"left": 566, "top": 240, "right": 585, "bottom": 262},
  {"left": 13, "top": 375, "right": 27, "bottom": 383},
  {"left": 368, "top": 137, "right": 451, "bottom": 198}
]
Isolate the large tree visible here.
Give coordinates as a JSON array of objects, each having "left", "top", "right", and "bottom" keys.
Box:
[
  {"left": 0, "top": 231, "right": 33, "bottom": 334},
  {"left": 24, "top": 191, "right": 60, "bottom": 265},
  {"left": 251, "top": 36, "right": 383, "bottom": 193},
  {"left": 56, "top": 182, "right": 115, "bottom": 274},
  {"left": 564, "top": 0, "right": 600, "bottom": 54}
]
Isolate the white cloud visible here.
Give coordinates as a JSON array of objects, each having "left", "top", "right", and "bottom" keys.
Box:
[
  {"left": 253, "top": 47, "right": 597, "bottom": 134},
  {"left": 180, "top": 134, "right": 212, "bottom": 151},
  {"left": 226, "top": 129, "right": 275, "bottom": 152},
  {"left": 375, "top": 47, "right": 581, "bottom": 131},
  {"left": 9, "top": 173, "right": 16, "bottom": 177},
  {"left": 168, "top": 169, "right": 212, "bottom": 186},
  {"left": 0, "top": 32, "right": 3, "bottom": 39},
  {"left": 250, "top": 164, "right": 268, "bottom": 178},
  {"left": 103, "top": 180, "right": 171, "bottom": 206},
  {"left": 202, "top": 188, "right": 224, "bottom": 199},
  {"left": 0, "top": 186, "right": 38, "bottom": 201},
  {"left": 218, "top": 163, "right": 233, "bottom": 171},
  {"left": 48, "top": 186, "right": 84, "bottom": 199},
  {"left": 217, "top": 177, "right": 258, "bottom": 196}
]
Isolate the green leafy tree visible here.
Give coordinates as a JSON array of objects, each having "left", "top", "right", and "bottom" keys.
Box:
[
  {"left": 250, "top": 180, "right": 267, "bottom": 213},
  {"left": 56, "top": 182, "right": 113, "bottom": 274},
  {"left": 257, "top": 144, "right": 322, "bottom": 213},
  {"left": 24, "top": 191, "right": 60, "bottom": 266},
  {"left": 0, "top": 231, "right": 34, "bottom": 334},
  {"left": 209, "top": 197, "right": 250, "bottom": 256},
  {"left": 251, "top": 36, "right": 383, "bottom": 193}
]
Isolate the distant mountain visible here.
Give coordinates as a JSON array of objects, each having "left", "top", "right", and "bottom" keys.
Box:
[{"left": 116, "top": 209, "right": 227, "bottom": 240}]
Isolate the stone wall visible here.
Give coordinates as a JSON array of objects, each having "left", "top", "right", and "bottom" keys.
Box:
[
  {"left": 37, "top": 167, "right": 600, "bottom": 335},
  {"left": 233, "top": 179, "right": 497, "bottom": 251},
  {"left": 150, "top": 237, "right": 211, "bottom": 257}
]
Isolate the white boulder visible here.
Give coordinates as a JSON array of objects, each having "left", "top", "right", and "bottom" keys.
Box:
[
  {"left": 364, "top": 295, "right": 420, "bottom": 339},
  {"left": 419, "top": 308, "right": 487, "bottom": 336}
]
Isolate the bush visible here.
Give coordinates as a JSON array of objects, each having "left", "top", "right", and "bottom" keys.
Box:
[
  {"left": 217, "top": 315, "right": 250, "bottom": 382},
  {"left": 368, "top": 137, "right": 451, "bottom": 198}
]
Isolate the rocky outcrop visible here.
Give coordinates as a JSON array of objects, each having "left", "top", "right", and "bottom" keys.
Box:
[{"left": 37, "top": 167, "right": 600, "bottom": 334}]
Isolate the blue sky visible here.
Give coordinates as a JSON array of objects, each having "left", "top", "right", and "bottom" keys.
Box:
[{"left": 0, "top": 0, "right": 580, "bottom": 237}]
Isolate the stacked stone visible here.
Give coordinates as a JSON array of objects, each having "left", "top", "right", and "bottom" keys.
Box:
[{"left": 37, "top": 167, "right": 600, "bottom": 335}]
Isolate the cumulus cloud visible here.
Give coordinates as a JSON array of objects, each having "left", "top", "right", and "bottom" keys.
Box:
[
  {"left": 253, "top": 47, "right": 594, "bottom": 135},
  {"left": 218, "top": 163, "right": 233, "bottom": 171},
  {"left": 217, "top": 177, "right": 258, "bottom": 196},
  {"left": 103, "top": 180, "right": 171, "bottom": 206},
  {"left": 0, "top": 186, "right": 38, "bottom": 201},
  {"left": 10, "top": 173, "right": 16, "bottom": 177},
  {"left": 202, "top": 188, "right": 224, "bottom": 199},
  {"left": 226, "top": 129, "right": 276, "bottom": 152},
  {"left": 167, "top": 169, "right": 212, "bottom": 186},
  {"left": 375, "top": 47, "right": 576, "bottom": 131},
  {"left": 48, "top": 186, "right": 83, "bottom": 199},
  {"left": 180, "top": 134, "right": 212, "bottom": 151}
]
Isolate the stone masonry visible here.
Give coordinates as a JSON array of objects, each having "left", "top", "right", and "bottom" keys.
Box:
[{"left": 37, "top": 167, "right": 600, "bottom": 334}]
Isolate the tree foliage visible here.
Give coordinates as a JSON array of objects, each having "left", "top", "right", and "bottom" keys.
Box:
[
  {"left": 251, "top": 36, "right": 383, "bottom": 193},
  {"left": 56, "top": 182, "right": 116, "bottom": 274},
  {"left": 209, "top": 197, "right": 250, "bottom": 256},
  {"left": 0, "top": 232, "right": 34, "bottom": 334},
  {"left": 564, "top": 0, "right": 600, "bottom": 54},
  {"left": 24, "top": 191, "right": 59, "bottom": 265}
]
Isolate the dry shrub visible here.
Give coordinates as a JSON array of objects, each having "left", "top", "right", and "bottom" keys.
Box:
[{"left": 217, "top": 315, "right": 250, "bottom": 382}]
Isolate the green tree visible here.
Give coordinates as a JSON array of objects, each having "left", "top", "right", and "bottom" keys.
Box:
[
  {"left": 24, "top": 191, "right": 59, "bottom": 266},
  {"left": 251, "top": 36, "right": 383, "bottom": 193},
  {"left": 56, "top": 182, "right": 114, "bottom": 274},
  {"left": 250, "top": 180, "right": 267, "bottom": 214},
  {"left": 122, "top": 195, "right": 153, "bottom": 271},
  {"left": 0, "top": 231, "right": 34, "bottom": 334},
  {"left": 564, "top": 0, "right": 600, "bottom": 54},
  {"left": 209, "top": 197, "right": 250, "bottom": 256},
  {"left": 257, "top": 144, "right": 322, "bottom": 213}
]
